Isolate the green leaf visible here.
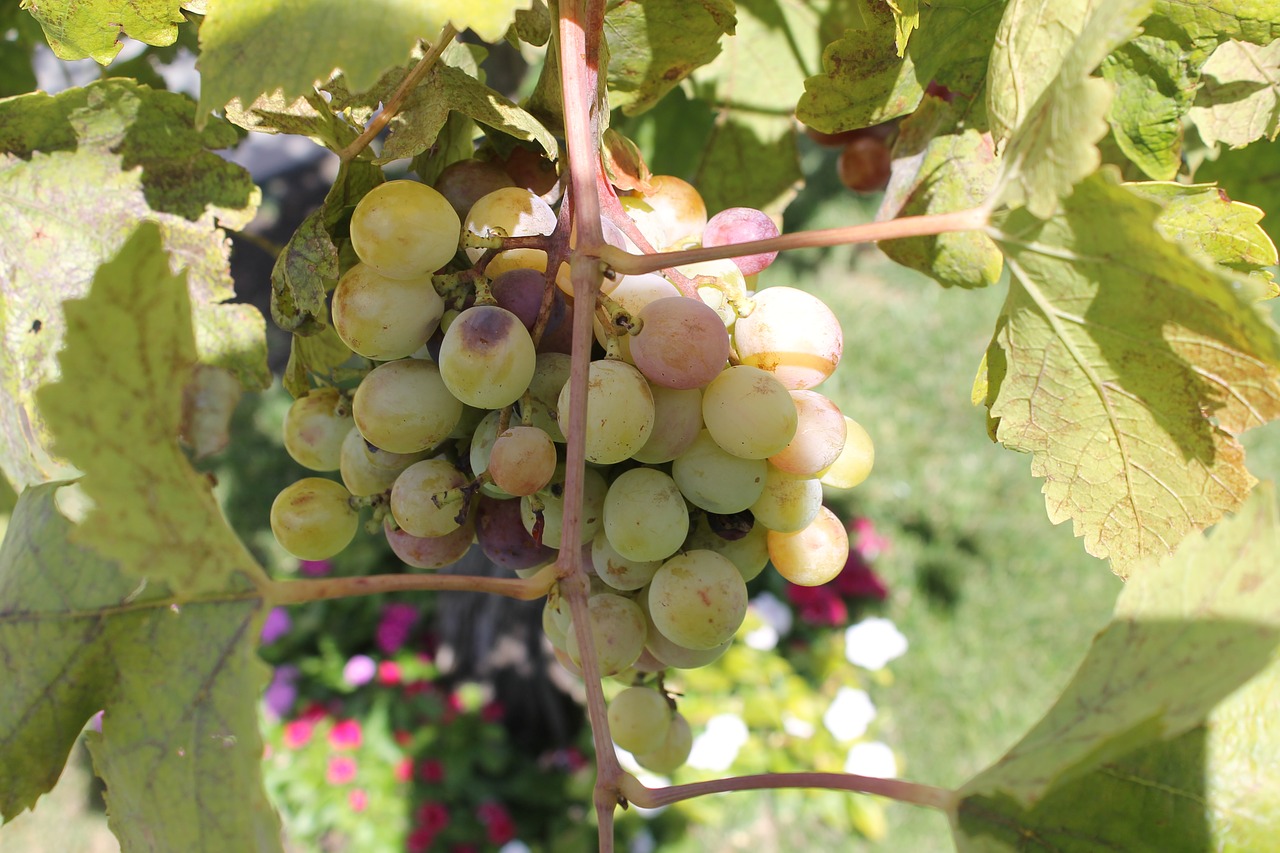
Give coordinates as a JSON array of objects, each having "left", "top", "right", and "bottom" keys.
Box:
[
  {"left": 222, "top": 90, "right": 360, "bottom": 152},
  {"left": 797, "top": 0, "right": 1004, "bottom": 134},
  {"left": 0, "top": 5, "right": 40, "bottom": 97},
  {"left": 1197, "top": 138, "right": 1280, "bottom": 250},
  {"left": 877, "top": 95, "right": 1003, "bottom": 288},
  {"left": 0, "top": 79, "right": 266, "bottom": 492},
  {"left": 197, "top": 1, "right": 534, "bottom": 118},
  {"left": 20, "top": 0, "right": 188, "bottom": 64},
  {"left": 271, "top": 209, "right": 339, "bottom": 335},
  {"left": 888, "top": 0, "right": 919, "bottom": 56},
  {"left": 995, "top": 1, "right": 1153, "bottom": 219},
  {"left": 36, "top": 222, "right": 269, "bottom": 596},
  {"left": 0, "top": 482, "right": 278, "bottom": 850},
  {"left": 953, "top": 484, "right": 1280, "bottom": 849},
  {"left": 1188, "top": 39, "right": 1280, "bottom": 149},
  {"left": 604, "top": 0, "right": 736, "bottom": 116},
  {"left": 984, "top": 173, "right": 1280, "bottom": 575}
]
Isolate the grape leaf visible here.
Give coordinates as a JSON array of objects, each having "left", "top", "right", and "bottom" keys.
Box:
[
  {"left": 197, "top": 0, "right": 534, "bottom": 119},
  {"left": 953, "top": 484, "right": 1280, "bottom": 849},
  {"left": 888, "top": 0, "right": 919, "bottom": 57},
  {"left": 0, "top": 5, "right": 40, "bottom": 97},
  {"left": 20, "top": 0, "right": 190, "bottom": 64},
  {"left": 603, "top": 0, "right": 736, "bottom": 116},
  {"left": 222, "top": 90, "right": 360, "bottom": 152},
  {"left": 0, "top": 482, "right": 279, "bottom": 850},
  {"left": 1197, "top": 139, "right": 1280, "bottom": 249},
  {"left": 283, "top": 326, "right": 354, "bottom": 400},
  {"left": 983, "top": 172, "right": 1280, "bottom": 575},
  {"left": 877, "top": 95, "right": 1003, "bottom": 289},
  {"left": 995, "top": 1, "right": 1152, "bottom": 219},
  {"left": 36, "top": 221, "right": 269, "bottom": 596},
  {"left": 271, "top": 209, "right": 339, "bottom": 335},
  {"left": 1102, "top": 1, "right": 1280, "bottom": 180},
  {"left": 796, "top": 0, "right": 1004, "bottom": 134},
  {"left": 1188, "top": 39, "right": 1280, "bottom": 149},
  {"left": 0, "top": 79, "right": 266, "bottom": 492}
]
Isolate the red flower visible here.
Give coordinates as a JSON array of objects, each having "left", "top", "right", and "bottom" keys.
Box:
[
  {"left": 348, "top": 788, "right": 368, "bottom": 812},
  {"left": 282, "top": 720, "right": 313, "bottom": 750},
  {"left": 328, "top": 719, "right": 362, "bottom": 751},
  {"left": 787, "top": 583, "right": 848, "bottom": 626},
  {"left": 418, "top": 758, "right": 445, "bottom": 784},
  {"left": 480, "top": 700, "right": 504, "bottom": 723},
  {"left": 477, "top": 802, "right": 516, "bottom": 845},
  {"left": 416, "top": 801, "right": 450, "bottom": 833},
  {"left": 394, "top": 757, "right": 414, "bottom": 783},
  {"left": 377, "top": 660, "right": 403, "bottom": 686},
  {"left": 407, "top": 826, "right": 436, "bottom": 853},
  {"left": 394, "top": 730, "right": 413, "bottom": 747},
  {"left": 326, "top": 756, "right": 357, "bottom": 785}
]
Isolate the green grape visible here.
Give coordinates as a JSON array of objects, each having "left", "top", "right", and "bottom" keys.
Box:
[
  {"left": 684, "top": 512, "right": 770, "bottom": 582},
  {"left": 520, "top": 352, "right": 571, "bottom": 442},
  {"left": 338, "top": 426, "right": 426, "bottom": 496},
  {"left": 592, "top": 529, "right": 662, "bottom": 591},
  {"left": 542, "top": 598, "right": 568, "bottom": 650},
  {"left": 734, "top": 286, "right": 843, "bottom": 389},
  {"left": 648, "top": 550, "right": 748, "bottom": 650},
  {"left": 282, "top": 387, "right": 352, "bottom": 472},
  {"left": 556, "top": 360, "right": 655, "bottom": 464},
  {"left": 702, "top": 365, "right": 798, "bottom": 460},
  {"left": 671, "top": 429, "right": 767, "bottom": 514},
  {"left": 331, "top": 262, "right": 444, "bottom": 360},
  {"left": 565, "top": 593, "right": 647, "bottom": 676},
  {"left": 770, "top": 390, "right": 846, "bottom": 476},
  {"left": 463, "top": 187, "right": 556, "bottom": 278},
  {"left": 767, "top": 505, "right": 849, "bottom": 586},
  {"left": 390, "top": 458, "right": 469, "bottom": 538},
  {"left": 438, "top": 305, "right": 537, "bottom": 408},
  {"left": 352, "top": 359, "right": 463, "bottom": 454},
  {"left": 749, "top": 464, "right": 823, "bottom": 533},
  {"left": 634, "top": 712, "right": 693, "bottom": 774},
  {"left": 603, "top": 467, "right": 689, "bottom": 562},
  {"left": 608, "top": 686, "right": 672, "bottom": 755},
  {"left": 817, "top": 416, "right": 875, "bottom": 488},
  {"left": 520, "top": 466, "right": 608, "bottom": 548},
  {"left": 270, "top": 477, "right": 359, "bottom": 560},
  {"left": 350, "top": 180, "right": 461, "bottom": 279},
  {"left": 488, "top": 425, "right": 557, "bottom": 496},
  {"left": 632, "top": 384, "right": 703, "bottom": 464}
]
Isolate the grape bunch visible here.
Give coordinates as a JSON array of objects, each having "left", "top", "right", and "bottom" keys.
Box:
[{"left": 271, "top": 155, "right": 875, "bottom": 775}]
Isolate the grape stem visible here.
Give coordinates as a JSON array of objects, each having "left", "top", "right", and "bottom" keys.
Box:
[
  {"left": 596, "top": 206, "right": 991, "bottom": 275},
  {"left": 619, "top": 771, "right": 956, "bottom": 811},
  {"left": 265, "top": 563, "right": 556, "bottom": 605},
  {"left": 337, "top": 24, "right": 459, "bottom": 163}
]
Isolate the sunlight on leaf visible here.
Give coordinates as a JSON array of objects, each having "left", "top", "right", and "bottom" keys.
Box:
[
  {"left": 21, "top": 0, "right": 188, "bottom": 64},
  {"left": 1188, "top": 39, "right": 1280, "bottom": 149}
]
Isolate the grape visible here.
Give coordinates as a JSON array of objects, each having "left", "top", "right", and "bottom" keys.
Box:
[
  {"left": 592, "top": 273, "right": 680, "bottom": 362},
  {"left": 468, "top": 410, "right": 512, "bottom": 499},
  {"left": 338, "top": 426, "right": 426, "bottom": 496},
  {"left": 701, "top": 207, "right": 780, "bottom": 276},
  {"left": 463, "top": 187, "right": 557, "bottom": 278},
  {"left": 644, "top": 619, "right": 732, "bottom": 669},
  {"left": 556, "top": 360, "right": 655, "bottom": 464},
  {"left": 633, "top": 712, "right": 693, "bottom": 774},
  {"left": 542, "top": 598, "right": 568, "bottom": 649},
  {"left": 608, "top": 686, "right": 671, "bottom": 754},
  {"left": 475, "top": 495, "right": 555, "bottom": 571},
  {"left": 564, "top": 593, "right": 647, "bottom": 676},
  {"left": 491, "top": 268, "right": 574, "bottom": 355},
  {"left": 390, "top": 458, "right": 469, "bottom": 538},
  {"left": 488, "top": 425, "right": 557, "bottom": 496},
  {"left": 618, "top": 195, "right": 669, "bottom": 250},
  {"left": 818, "top": 416, "right": 875, "bottom": 488},
  {"left": 331, "top": 263, "right": 444, "bottom": 361},
  {"left": 648, "top": 550, "right": 748, "bottom": 650},
  {"left": 350, "top": 180, "right": 461, "bottom": 279},
  {"left": 282, "top": 387, "right": 352, "bottom": 472},
  {"left": 352, "top": 359, "right": 463, "bottom": 454},
  {"left": 521, "top": 466, "right": 608, "bottom": 548},
  {"left": 632, "top": 385, "right": 703, "bottom": 464},
  {"left": 685, "top": 512, "right": 770, "bottom": 582},
  {"left": 749, "top": 464, "right": 823, "bottom": 533},
  {"left": 839, "top": 135, "right": 892, "bottom": 193},
  {"left": 556, "top": 217, "right": 630, "bottom": 296},
  {"left": 498, "top": 144, "right": 561, "bottom": 201},
  {"left": 519, "top": 352, "right": 571, "bottom": 442},
  {"left": 671, "top": 429, "right": 767, "bottom": 514},
  {"left": 673, "top": 259, "right": 747, "bottom": 315},
  {"left": 591, "top": 529, "right": 662, "bottom": 591},
  {"left": 734, "top": 287, "right": 843, "bottom": 389},
  {"left": 438, "top": 305, "right": 537, "bottom": 408},
  {"left": 701, "top": 365, "right": 798, "bottom": 459},
  {"left": 270, "top": 477, "right": 358, "bottom": 560},
  {"left": 642, "top": 175, "right": 708, "bottom": 246},
  {"left": 433, "top": 158, "right": 516, "bottom": 220},
  {"left": 630, "top": 297, "right": 730, "bottom": 389},
  {"left": 767, "top": 505, "right": 849, "bottom": 586},
  {"left": 769, "top": 390, "right": 847, "bottom": 476},
  {"left": 602, "top": 468, "right": 689, "bottom": 562},
  {"left": 385, "top": 516, "right": 474, "bottom": 569}
]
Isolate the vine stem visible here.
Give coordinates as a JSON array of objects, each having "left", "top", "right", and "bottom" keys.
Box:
[
  {"left": 557, "top": 1, "right": 625, "bottom": 849},
  {"left": 337, "top": 24, "right": 459, "bottom": 163},
  {"left": 619, "top": 771, "right": 956, "bottom": 811},
  {"left": 264, "top": 564, "right": 556, "bottom": 605},
  {"left": 596, "top": 206, "right": 990, "bottom": 275}
]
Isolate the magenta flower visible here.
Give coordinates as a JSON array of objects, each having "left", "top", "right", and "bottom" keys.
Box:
[
  {"left": 416, "top": 801, "right": 450, "bottom": 833},
  {"left": 260, "top": 607, "right": 291, "bottom": 645},
  {"left": 348, "top": 788, "right": 368, "bottom": 813},
  {"left": 264, "top": 665, "right": 300, "bottom": 718},
  {"left": 418, "top": 758, "right": 445, "bottom": 784},
  {"left": 298, "top": 559, "right": 332, "bottom": 576},
  {"left": 326, "top": 755, "right": 358, "bottom": 784},
  {"left": 376, "top": 602, "right": 420, "bottom": 654},
  {"left": 477, "top": 802, "right": 516, "bottom": 845},
  {"left": 328, "top": 719, "right": 363, "bottom": 751},
  {"left": 394, "top": 757, "right": 414, "bottom": 783},
  {"left": 283, "top": 719, "right": 313, "bottom": 750}
]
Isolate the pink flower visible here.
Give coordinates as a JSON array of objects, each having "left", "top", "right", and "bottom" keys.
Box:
[
  {"left": 418, "top": 758, "right": 445, "bottom": 784},
  {"left": 416, "top": 801, "right": 450, "bottom": 833},
  {"left": 407, "top": 826, "right": 436, "bottom": 853},
  {"left": 850, "top": 517, "right": 890, "bottom": 561},
  {"left": 376, "top": 602, "right": 420, "bottom": 654},
  {"left": 377, "top": 660, "right": 403, "bottom": 686},
  {"left": 328, "top": 719, "right": 362, "bottom": 751},
  {"left": 348, "top": 788, "right": 368, "bottom": 812},
  {"left": 326, "top": 755, "right": 357, "bottom": 785},
  {"left": 343, "top": 654, "right": 377, "bottom": 687},
  {"left": 477, "top": 802, "right": 516, "bottom": 845},
  {"left": 298, "top": 559, "right": 332, "bottom": 576},
  {"left": 787, "top": 584, "right": 848, "bottom": 626},
  {"left": 394, "top": 757, "right": 414, "bottom": 783},
  {"left": 283, "top": 720, "right": 313, "bottom": 750}
]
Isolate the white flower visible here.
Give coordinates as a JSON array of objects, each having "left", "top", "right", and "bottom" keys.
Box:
[
  {"left": 744, "top": 624, "right": 778, "bottom": 651},
  {"left": 499, "top": 843, "right": 532, "bottom": 853},
  {"left": 823, "top": 688, "right": 876, "bottom": 741},
  {"left": 751, "top": 592, "right": 793, "bottom": 636},
  {"left": 844, "top": 741, "right": 898, "bottom": 778},
  {"left": 844, "top": 617, "right": 908, "bottom": 670},
  {"left": 781, "top": 713, "right": 815, "bottom": 739},
  {"left": 687, "top": 713, "right": 749, "bottom": 771}
]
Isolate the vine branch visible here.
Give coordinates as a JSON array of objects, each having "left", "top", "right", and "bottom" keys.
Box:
[
  {"left": 620, "top": 771, "right": 956, "bottom": 812},
  {"left": 265, "top": 563, "right": 557, "bottom": 605}
]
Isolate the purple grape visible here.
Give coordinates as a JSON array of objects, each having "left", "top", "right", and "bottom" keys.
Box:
[
  {"left": 701, "top": 207, "right": 780, "bottom": 276},
  {"left": 476, "top": 495, "right": 555, "bottom": 571},
  {"left": 433, "top": 159, "right": 516, "bottom": 221}
]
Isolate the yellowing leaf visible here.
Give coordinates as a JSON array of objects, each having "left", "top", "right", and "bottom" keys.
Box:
[
  {"left": 984, "top": 173, "right": 1280, "bottom": 575},
  {"left": 1189, "top": 38, "right": 1280, "bottom": 149},
  {"left": 36, "top": 222, "right": 268, "bottom": 595}
]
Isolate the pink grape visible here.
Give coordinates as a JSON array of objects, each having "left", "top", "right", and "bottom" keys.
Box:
[
  {"left": 488, "top": 425, "right": 557, "bottom": 496},
  {"left": 769, "top": 390, "right": 847, "bottom": 476},
  {"left": 701, "top": 207, "right": 780, "bottom": 276},
  {"left": 385, "top": 518, "right": 475, "bottom": 569},
  {"left": 630, "top": 297, "right": 731, "bottom": 389}
]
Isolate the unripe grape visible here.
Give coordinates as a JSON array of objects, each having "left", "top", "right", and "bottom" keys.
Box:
[
  {"left": 818, "top": 416, "right": 875, "bottom": 489},
  {"left": 390, "top": 458, "right": 469, "bottom": 538},
  {"left": 433, "top": 158, "right": 516, "bottom": 220},
  {"left": 385, "top": 517, "right": 475, "bottom": 569},
  {"left": 521, "top": 352, "right": 571, "bottom": 442},
  {"left": 642, "top": 175, "right": 707, "bottom": 246},
  {"left": 685, "top": 512, "right": 770, "bottom": 582},
  {"left": 671, "top": 429, "right": 767, "bottom": 514},
  {"left": 602, "top": 468, "right": 689, "bottom": 562},
  {"left": 282, "top": 387, "right": 351, "bottom": 472},
  {"left": 702, "top": 365, "right": 798, "bottom": 459},
  {"left": 769, "top": 390, "right": 847, "bottom": 476},
  {"left": 592, "top": 273, "right": 680, "bottom": 362},
  {"left": 648, "top": 550, "right": 748, "bottom": 650},
  {"left": 520, "top": 467, "right": 608, "bottom": 548},
  {"left": 352, "top": 359, "right": 462, "bottom": 454},
  {"left": 634, "top": 712, "right": 693, "bottom": 774},
  {"left": 609, "top": 687, "right": 672, "bottom": 754},
  {"left": 331, "top": 263, "right": 443, "bottom": 361},
  {"left": 489, "top": 426, "right": 557, "bottom": 496},
  {"left": 270, "top": 477, "right": 358, "bottom": 560},
  {"left": 749, "top": 464, "right": 823, "bottom": 533},
  {"left": 350, "top": 180, "right": 460, "bottom": 279},
  {"left": 767, "top": 505, "right": 849, "bottom": 586},
  {"left": 438, "top": 305, "right": 537, "bottom": 408},
  {"left": 734, "top": 286, "right": 843, "bottom": 389},
  {"left": 556, "top": 360, "right": 655, "bottom": 464},
  {"left": 565, "top": 593, "right": 647, "bottom": 676},
  {"left": 464, "top": 187, "right": 556, "bottom": 278},
  {"left": 591, "top": 529, "right": 662, "bottom": 591},
  {"left": 633, "top": 384, "right": 703, "bottom": 464},
  {"left": 338, "top": 426, "right": 426, "bottom": 496}
]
